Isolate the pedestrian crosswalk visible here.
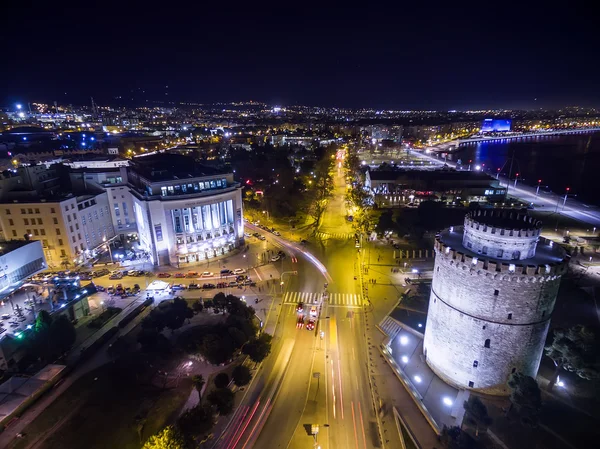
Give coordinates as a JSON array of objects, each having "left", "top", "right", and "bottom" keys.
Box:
[
  {"left": 315, "top": 232, "right": 353, "bottom": 240},
  {"left": 378, "top": 316, "right": 403, "bottom": 339},
  {"left": 283, "top": 291, "right": 363, "bottom": 307}
]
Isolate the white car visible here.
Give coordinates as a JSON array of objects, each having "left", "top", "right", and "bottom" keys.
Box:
[
  {"left": 270, "top": 255, "right": 281, "bottom": 262},
  {"left": 1, "top": 314, "right": 10, "bottom": 320},
  {"left": 273, "top": 231, "right": 281, "bottom": 236},
  {"left": 233, "top": 268, "right": 246, "bottom": 275},
  {"left": 201, "top": 271, "right": 214, "bottom": 278}
]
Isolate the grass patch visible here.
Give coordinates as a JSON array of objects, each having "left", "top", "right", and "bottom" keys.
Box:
[{"left": 12, "top": 356, "right": 192, "bottom": 449}]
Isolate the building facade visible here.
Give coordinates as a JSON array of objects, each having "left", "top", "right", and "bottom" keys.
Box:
[
  {"left": 423, "top": 210, "right": 568, "bottom": 395},
  {"left": 127, "top": 154, "right": 243, "bottom": 266}
]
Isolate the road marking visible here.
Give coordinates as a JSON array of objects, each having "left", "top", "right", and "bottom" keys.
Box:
[
  {"left": 331, "top": 359, "right": 336, "bottom": 419},
  {"left": 338, "top": 359, "right": 344, "bottom": 420},
  {"left": 283, "top": 291, "right": 363, "bottom": 307},
  {"left": 352, "top": 347, "right": 356, "bottom": 360},
  {"left": 253, "top": 267, "right": 263, "bottom": 282},
  {"left": 351, "top": 402, "right": 359, "bottom": 449},
  {"left": 359, "top": 402, "right": 367, "bottom": 449}
]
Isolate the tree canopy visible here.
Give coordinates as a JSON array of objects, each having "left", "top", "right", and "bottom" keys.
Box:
[
  {"left": 507, "top": 372, "right": 542, "bottom": 427},
  {"left": 207, "top": 388, "right": 235, "bottom": 415},
  {"left": 142, "top": 426, "right": 185, "bottom": 449},
  {"left": 545, "top": 325, "right": 600, "bottom": 390}
]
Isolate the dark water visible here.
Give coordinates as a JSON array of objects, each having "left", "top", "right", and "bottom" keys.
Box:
[{"left": 447, "top": 132, "right": 600, "bottom": 205}]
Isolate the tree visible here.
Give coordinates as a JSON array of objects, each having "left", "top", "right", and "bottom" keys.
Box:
[
  {"left": 228, "top": 327, "right": 249, "bottom": 349},
  {"left": 232, "top": 365, "right": 252, "bottom": 386},
  {"left": 142, "top": 425, "right": 185, "bottom": 449},
  {"left": 177, "top": 405, "right": 214, "bottom": 445},
  {"left": 243, "top": 333, "right": 272, "bottom": 364},
  {"left": 200, "top": 333, "right": 235, "bottom": 365},
  {"left": 35, "top": 310, "right": 53, "bottom": 333},
  {"left": 463, "top": 396, "right": 492, "bottom": 437},
  {"left": 214, "top": 372, "right": 230, "bottom": 389},
  {"left": 545, "top": 325, "right": 600, "bottom": 391},
  {"left": 507, "top": 372, "right": 542, "bottom": 427},
  {"left": 207, "top": 388, "right": 235, "bottom": 415},
  {"left": 192, "top": 300, "right": 204, "bottom": 313},
  {"left": 439, "top": 426, "right": 478, "bottom": 449},
  {"left": 50, "top": 315, "right": 76, "bottom": 354},
  {"left": 191, "top": 375, "right": 205, "bottom": 397}
]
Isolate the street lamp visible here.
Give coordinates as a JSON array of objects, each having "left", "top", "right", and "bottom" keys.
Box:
[
  {"left": 562, "top": 187, "right": 570, "bottom": 209},
  {"left": 103, "top": 236, "right": 114, "bottom": 264},
  {"left": 513, "top": 173, "right": 519, "bottom": 188},
  {"left": 535, "top": 179, "right": 542, "bottom": 198}
]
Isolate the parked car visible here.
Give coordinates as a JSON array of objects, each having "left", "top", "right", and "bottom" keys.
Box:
[
  {"left": 107, "top": 286, "right": 115, "bottom": 294},
  {"left": 79, "top": 272, "right": 93, "bottom": 280},
  {"left": 233, "top": 268, "right": 246, "bottom": 275},
  {"left": 270, "top": 255, "right": 281, "bottom": 262},
  {"left": 273, "top": 231, "right": 281, "bottom": 236},
  {"left": 92, "top": 268, "right": 110, "bottom": 277},
  {"left": 1, "top": 314, "right": 11, "bottom": 320},
  {"left": 174, "top": 272, "right": 185, "bottom": 278},
  {"left": 310, "top": 306, "right": 317, "bottom": 317},
  {"left": 109, "top": 272, "right": 123, "bottom": 280},
  {"left": 252, "top": 232, "right": 260, "bottom": 238},
  {"left": 220, "top": 269, "right": 231, "bottom": 275},
  {"left": 202, "top": 283, "right": 216, "bottom": 289},
  {"left": 158, "top": 272, "right": 171, "bottom": 278},
  {"left": 186, "top": 271, "right": 199, "bottom": 278},
  {"left": 243, "top": 279, "right": 256, "bottom": 286},
  {"left": 172, "top": 284, "right": 187, "bottom": 291},
  {"left": 94, "top": 285, "right": 106, "bottom": 292},
  {"left": 258, "top": 235, "right": 266, "bottom": 241},
  {"left": 228, "top": 281, "right": 239, "bottom": 287},
  {"left": 216, "top": 282, "right": 227, "bottom": 288},
  {"left": 188, "top": 283, "right": 200, "bottom": 290},
  {"left": 202, "top": 271, "right": 214, "bottom": 278}
]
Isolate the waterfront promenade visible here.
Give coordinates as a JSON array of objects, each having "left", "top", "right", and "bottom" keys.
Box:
[{"left": 416, "top": 150, "right": 600, "bottom": 227}]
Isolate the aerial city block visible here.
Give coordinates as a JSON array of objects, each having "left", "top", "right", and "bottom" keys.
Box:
[{"left": 0, "top": 4, "right": 599, "bottom": 449}]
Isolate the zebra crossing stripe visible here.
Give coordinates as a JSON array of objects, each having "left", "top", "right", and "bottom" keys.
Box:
[{"left": 283, "top": 291, "right": 363, "bottom": 307}]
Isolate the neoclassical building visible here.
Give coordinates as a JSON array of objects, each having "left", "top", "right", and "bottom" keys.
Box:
[{"left": 128, "top": 154, "right": 244, "bottom": 266}]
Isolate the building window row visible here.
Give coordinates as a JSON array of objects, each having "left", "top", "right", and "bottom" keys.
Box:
[{"left": 157, "top": 178, "right": 228, "bottom": 197}]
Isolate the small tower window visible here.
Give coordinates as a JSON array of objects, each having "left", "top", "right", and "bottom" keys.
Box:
[
  {"left": 468, "top": 381, "right": 474, "bottom": 387},
  {"left": 484, "top": 339, "right": 491, "bottom": 348},
  {"left": 482, "top": 325, "right": 486, "bottom": 330},
  {"left": 511, "top": 367, "right": 516, "bottom": 374},
  {"left": 473, "top": 360, "right": 479, "bottom": 368},
  {"left": 482, "top": 246, "right": 488, "bottom": 255},
  {"left": 508, "top": 313, "right": 513, "bottom": 320},
  {"left": 497, "top": 249, "right": 503, "bottom": 258},
  {"left": 494, "top": 289, "right": 499, "bottom": 296}
]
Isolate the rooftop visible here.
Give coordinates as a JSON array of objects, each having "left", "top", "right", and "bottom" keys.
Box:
[
  {"left": 131, "top": 153, "right": 225, "bottom": 182},
  {"left": 439, "top": 227, "right": 566, "bottom": 266},
  {"left": 0, "top": 240, "right": 38, "bottom": 256},
  {"left": 368, "top": 169, "right": 494, "bottom": 182}
]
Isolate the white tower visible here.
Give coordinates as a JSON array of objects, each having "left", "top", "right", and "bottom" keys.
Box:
[{"left": 423, "top": 210, "right": 568, "bottom": 395}]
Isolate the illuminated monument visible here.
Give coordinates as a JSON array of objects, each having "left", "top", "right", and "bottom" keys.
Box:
[{"left": 423, "top": 210, "right": 568, "bottom": 395}]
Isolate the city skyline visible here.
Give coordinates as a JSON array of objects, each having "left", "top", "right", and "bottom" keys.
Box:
[{"left": 1, "top": 2, "right": 597, "bottom": 110}]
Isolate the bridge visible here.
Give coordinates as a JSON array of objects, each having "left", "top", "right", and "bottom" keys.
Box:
[{"left": 456, "top": 127, "right": 600, "bottom": 146}]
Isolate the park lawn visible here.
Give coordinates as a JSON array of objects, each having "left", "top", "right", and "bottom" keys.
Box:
[{"left": 13, "top": 360, "right": 192, "bottom": 449}]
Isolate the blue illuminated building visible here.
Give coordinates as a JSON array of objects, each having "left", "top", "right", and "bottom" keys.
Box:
[{"left": 481, "top": 119, "right": 511, "bottom": 133}]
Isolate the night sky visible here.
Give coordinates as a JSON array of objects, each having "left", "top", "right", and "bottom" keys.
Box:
[{"left": 1, "top": 1, "right": 596, "bottom": 110}]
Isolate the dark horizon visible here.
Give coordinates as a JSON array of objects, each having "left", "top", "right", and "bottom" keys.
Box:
[{"left": 2, "top": 2, "right": 597, "bottom": 111}]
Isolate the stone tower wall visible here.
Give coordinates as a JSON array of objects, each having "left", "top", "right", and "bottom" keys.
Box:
[
  {"left": 462, "top": 210, "right": 542, "bottom": 261},
  {"left": 423, "top": 233, "right": 567, "bottom": 395}
]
